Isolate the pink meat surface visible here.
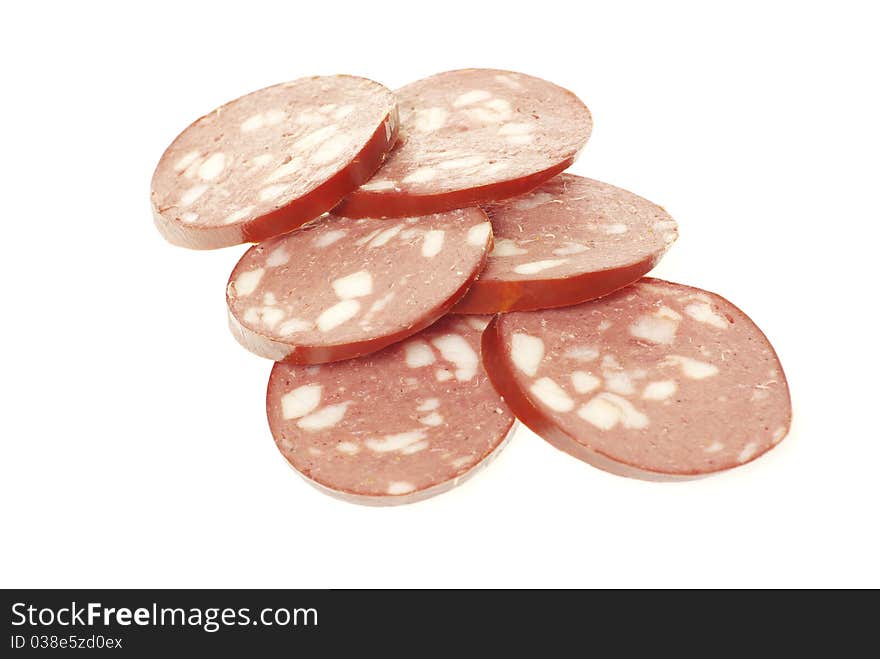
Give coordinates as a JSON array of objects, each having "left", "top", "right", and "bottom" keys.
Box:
[
  {"left": 267, "top": 315, "right": 515, "bottom": 504},
  {"left": 339, "top": 69, "right": 591, "bottom": 217},
  {"left": 484, "top": 279, "right": 791, "bottom": 477},
  {"left": 151, "top": 76, "right": 398, "bottom": 248},
  {"left": 227, "top": 208, "right": 492, "bottom": 363},
  {"left": 456, "top": 174, "right": 678, "bottom": 312}
]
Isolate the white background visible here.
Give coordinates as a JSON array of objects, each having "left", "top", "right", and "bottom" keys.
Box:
[{"left": 2, "top": 1, "right": 877, "bottom": 588}]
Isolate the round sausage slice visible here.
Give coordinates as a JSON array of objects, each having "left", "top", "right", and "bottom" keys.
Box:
[
  {"left": 455, "top": 174, "right": 678, "bottom": 313},
  {"left": 227, "top": 208, "right": 493, "bottom": 363},
  {"left": 481, "top": 279, "right": 791, "bottom": 480},
  {"left": 151, "top": 76, "right": 398, "bottom": 249},
  {"left": 337, "top": 69, "right": 592, "bottom": 218},
  {"left": 267, "top": 315, "right": 516, "bottom": 505}
]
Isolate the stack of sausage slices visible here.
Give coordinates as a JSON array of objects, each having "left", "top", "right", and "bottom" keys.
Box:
[{"left": 151, "top": 69, "right": 792, "bottom": 505}]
